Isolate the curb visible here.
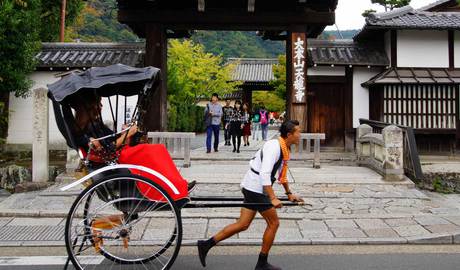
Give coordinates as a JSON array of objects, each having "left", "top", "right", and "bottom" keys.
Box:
[{"left": 1, "top": 235, "right": 459, "bottom": 248}]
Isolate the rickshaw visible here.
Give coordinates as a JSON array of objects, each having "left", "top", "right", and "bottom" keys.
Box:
[{"left": 48, "top": 64, "right": 302, "bottom": 270}]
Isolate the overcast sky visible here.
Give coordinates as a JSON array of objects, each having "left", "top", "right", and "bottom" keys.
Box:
[{"left": 325, "top": 0, "right": 437, "bottom": 31}]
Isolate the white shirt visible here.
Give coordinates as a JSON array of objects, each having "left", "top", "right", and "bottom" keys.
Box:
[{"left": 241, "top": 139, "right": 284, "bottom": 194}]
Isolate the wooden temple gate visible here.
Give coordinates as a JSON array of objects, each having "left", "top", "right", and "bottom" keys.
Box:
[{"left": 116, "top": 0, "right": 338, "bottom": 132}]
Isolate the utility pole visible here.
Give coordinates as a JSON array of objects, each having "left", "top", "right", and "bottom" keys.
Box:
[{"left": 60, "top": 0, "right": 67, "bottom": 42}]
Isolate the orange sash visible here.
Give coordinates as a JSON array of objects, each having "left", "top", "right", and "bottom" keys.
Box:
[{"left": 278, "top": 137, "right": 290, "bottom": 184}]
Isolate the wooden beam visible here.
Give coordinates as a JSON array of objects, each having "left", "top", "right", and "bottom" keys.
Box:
[
  {"left": 118, "top": 9, "right": 335, "bottom": 30},
  {"left": 344, "top": 67, "right": 354, "bottom": 151},
  {"left": 449, "top": 30, "right": 454, "bottom": 69},
  {"left": 391, "top": 30, "right": 397, "bottom": 67},
  {"left": 248, "top": 0, "right": 255, "bottom": 12},
  {"left": 144, "top": 24, "right": 168, "bottom": 131}
]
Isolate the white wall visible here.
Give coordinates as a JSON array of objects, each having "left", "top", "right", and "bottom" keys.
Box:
[
  {"left": 397, "top": 30, "right": 449, "bottom": 68},
  {"left": 454, "top": 31, "right": 460, "bottom": 68},
  {"left": 7, "top": 71, "right": 138, "bottom": 148},
  {"left": 384, "top": 31, "right": 392, "bottom": 66},
  {"left": 308, "top": 66, "right": 345, "bottom": 76},
  {"left": 353, "top": 67, "right": 382, "bottom": 128}
]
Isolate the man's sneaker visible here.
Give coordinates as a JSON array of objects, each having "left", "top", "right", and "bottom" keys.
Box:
[
  {"left": 255, "top": 263, "right": 282, "bottom": 270},
  {"left": 197, "top": 240, "right": 210, "bottom": 267}
]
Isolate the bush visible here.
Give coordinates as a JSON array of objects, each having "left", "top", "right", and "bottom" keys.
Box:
[{"left": 168, "top": 103, "right": 206, "bottom": 132}]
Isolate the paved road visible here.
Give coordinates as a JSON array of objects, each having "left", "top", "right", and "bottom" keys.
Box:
[
  {"left": 1, "top": 253, "right": 459, "bottom": 270},
  {"left": 1, "top": 245, "right": 460, "bottom": 270}
]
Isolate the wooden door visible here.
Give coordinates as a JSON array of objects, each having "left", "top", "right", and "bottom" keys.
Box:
[{"left": 307, "top": 83, "right": 345, "bottom": 147}]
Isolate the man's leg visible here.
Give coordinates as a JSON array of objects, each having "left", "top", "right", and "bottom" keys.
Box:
[
  {"left": 197, "top": 208, "right": 256, "bottom": 267},
  {"left": 255, "top": 208, "right": 281, "bottom": 270},
  {"left": 206, "top": 126, "right": 212, "bottom": 152},
  {"left": 213, "top": 125, "right": 220, "bottom": 151},
  {"left": 224, "top": 121, "right": 230, "bottom": 145}
]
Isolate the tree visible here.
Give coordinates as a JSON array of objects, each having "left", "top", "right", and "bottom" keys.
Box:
[
  {"left": 167, "top": 39, "right": 241, "bottom": 105},
  {"left": 363, "top": 0, "right": 411, "bottom": 16},
  {"left": 252, "top": 91, "right": 285, "bottom": 113},
  {"left": 0, "top": 0, "right": 41, "bottom": 97},
  {"left": 68, "top": 0, "right": 139, "bottom": 42},
  {"left": 270, "top": 55, "right": 286, "bottom": 100},
  {"left": 40, "top": 0, "right": 84, "bottom": 41}
]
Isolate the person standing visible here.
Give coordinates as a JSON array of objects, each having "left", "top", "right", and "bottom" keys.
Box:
[
  {"left": 229, "top": 100, "right": 244, "bottom": 153},
  {"left": 259, "top": 104, "right": 269, "bottom": 141},
  {"left": 242, "top": 103, "right": 252, "bottom": 146},
  {"left": 252, "top": 104, "right": 261, "bottom": 141},
  {"left": 204, "top": 93, "right": 223, "bottom": 153},
  {"left": 222, "top": 99, "right": 234, "bottom": 146},
  {"left": 197, "top": 120, "right": 304, "bottom": 270}
]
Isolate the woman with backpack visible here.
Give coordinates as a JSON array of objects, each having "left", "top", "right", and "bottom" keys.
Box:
[
  {"left": 228, "top": 100, "right": 245, "bottom": 153},
  {"left": 259, "top": 104, "right": 269, "bottom": 141},
  {"left": 252, "top": 104, "right": 261, "bottom": 141}
]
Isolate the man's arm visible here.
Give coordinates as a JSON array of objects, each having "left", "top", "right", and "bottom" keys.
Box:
[
  {"left": 281, "top": 182, "right": 304, "bottom": 203},
  {"left": 213, "top": 105, "right": 223, "bottom": 118}
]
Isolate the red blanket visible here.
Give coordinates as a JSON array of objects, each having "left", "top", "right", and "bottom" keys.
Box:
[{"left": 118, "top": 144, "right": 189, "bottom": 201}]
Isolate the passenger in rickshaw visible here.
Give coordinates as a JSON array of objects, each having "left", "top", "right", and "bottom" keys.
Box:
[{"left": 70, "top": 92, "right": 195, "bottom": 202}]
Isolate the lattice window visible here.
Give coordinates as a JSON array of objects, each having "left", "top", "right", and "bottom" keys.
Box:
[{"left": 383, "top": 85, "right": 458, "bottom": 129}]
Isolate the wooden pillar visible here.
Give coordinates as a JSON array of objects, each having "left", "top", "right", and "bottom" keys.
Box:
[
  {"left": 286, "top": 31, "right": 308, "bottom": 132},
  {"left": 344, "top": 66, "right": 354, "bottom": 152},
  {"left": 144, "top": 24, "right": 167, "bottom": 131},
  {"left": 242, "top": 88, "right": 252, "bottom": 106}
]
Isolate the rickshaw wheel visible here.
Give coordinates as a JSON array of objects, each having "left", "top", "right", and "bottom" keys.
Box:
[{"left": 65, "top": 173, "right": 183, "bottom": 270}]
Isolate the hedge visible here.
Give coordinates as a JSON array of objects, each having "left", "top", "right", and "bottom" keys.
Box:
[{"left": 167, "top": 103, "right": 206, "bottom": 132}]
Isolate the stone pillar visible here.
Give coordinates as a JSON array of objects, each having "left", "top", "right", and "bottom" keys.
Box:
[
  {"left": 356, "top": 124, "right": 372, "bottom": 158},
  {"left": 286, "top": 30, "right": 308, "bottom": 131},
  {"left": 382, "top": 125, "right": 404, "bottom": 181},
  {"left": 32, "top": 88, "right": 49, "bottom": 182}
]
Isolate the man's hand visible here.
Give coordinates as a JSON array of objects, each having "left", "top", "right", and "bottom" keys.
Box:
[
  {"left": 127, "top": 124, "right": 138, "bottom": 138},
  {"left": 89, "top": 138, "right": 102, "bottom": 151},
  {"left": 287, "top": 194, "right": 304, "bottom": 203},
  {"left": 271, "top": 198, "right": 283, "bottom": 208}
]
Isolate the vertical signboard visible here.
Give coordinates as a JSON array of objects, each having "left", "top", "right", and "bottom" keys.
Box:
[{"left": 291, "top": 32, "right": 307, "bottom": 104}]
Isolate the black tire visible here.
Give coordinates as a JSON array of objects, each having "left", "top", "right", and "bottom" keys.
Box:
[{"left": 65, "top": 173, "right": 183, "bottom": 270}]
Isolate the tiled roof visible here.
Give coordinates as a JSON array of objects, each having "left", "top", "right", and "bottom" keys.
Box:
[
  {"left": 228, "top": 58, "right": 277, "bottom": 82},
  {"left": 362, "top": 68, "right": 460, "bottom": 87},
  {"left": 36, "top": 42, "right": 145, "bottom": 69},
  {"left": 37, "top": 41, "right": 388, "bottom": 83},
  {"left": 362, "top": 5, "right": 460, "bottom": 31},
  {"left": 418, "top": 0, "right": 457, "bottom": 11},
  {"left": 308, "top": 39, "right": 389, "bottom": 67}
]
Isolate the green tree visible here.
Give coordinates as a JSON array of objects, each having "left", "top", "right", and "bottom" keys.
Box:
[
  {"left": 252, "top": 91, "right": 285, "bottom": 113},
  {"left": 68, "top": 0, "right": 139, "bottom": 42},
  {"left": 40, "top": 0, "right": 84, "bottom": 41},
  {"left": 270, "top": 55, "right": 286, "bottom": 100},
  {"left": 0, "top": 0, "right": 41, "bottom": 97},
  {"left": 167, "top": 39, "right": 241, "bottom": 105},
  {"left": 363, "top": 0, "right": 411, "bottom": 16}
]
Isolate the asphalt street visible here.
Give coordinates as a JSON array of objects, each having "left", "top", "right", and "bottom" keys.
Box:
[{"left": 0, "top": 246, "right": 459, "bottom": 270}]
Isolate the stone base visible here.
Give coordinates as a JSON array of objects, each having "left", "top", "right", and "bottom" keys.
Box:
[{"left": 14, "top": 182, "right": 53, "bottom": 193}]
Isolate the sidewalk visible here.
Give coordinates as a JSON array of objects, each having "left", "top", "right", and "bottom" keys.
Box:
[{"left": 1, "top": 159, "right": 460, "bottom": 247}]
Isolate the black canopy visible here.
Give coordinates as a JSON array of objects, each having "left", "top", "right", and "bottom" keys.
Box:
[{"left": 47, "top": 64, "right": 160, "bottom": 103}]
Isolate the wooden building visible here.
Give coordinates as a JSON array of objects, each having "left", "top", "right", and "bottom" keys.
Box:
[
  {"left": 356, "top": 0, "right": 460, "bottom": 153},
  {"left": 115, "top": 0, "right": 339, "bottom": 132}
]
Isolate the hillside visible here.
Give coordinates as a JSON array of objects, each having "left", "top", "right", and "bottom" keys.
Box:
[{"left": 72, "top": 0, "right": 359, "bottom": 58}]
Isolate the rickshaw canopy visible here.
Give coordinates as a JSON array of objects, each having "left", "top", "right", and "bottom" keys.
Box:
[{"left": 47, "top": 64, "right": 160, "bottom": 103}]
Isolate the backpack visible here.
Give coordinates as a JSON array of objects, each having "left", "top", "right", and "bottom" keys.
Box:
[
  {"left": 260, "top": 110, "right": 268, "bottom": 125},
  {"left": 252, "top": 113, "right": 260, "bottom": 123},
  {"left": 204, "top": 104, "right": 212, "bottom": 127}
]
